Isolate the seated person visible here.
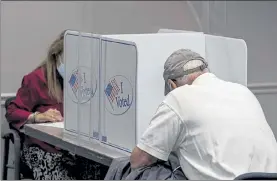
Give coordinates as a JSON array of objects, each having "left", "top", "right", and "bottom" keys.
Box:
[
  {"left": 5, "top": 30, "right": 108, "bottom": 180},
  {"left": 130, "top": 49, "right": 277, "bottom": 180}
]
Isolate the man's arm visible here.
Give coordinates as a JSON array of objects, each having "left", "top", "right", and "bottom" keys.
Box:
[
  {"left": 130, "top": 103, "right": 184, "bottom": 169},
  {"left": 130, "top": 147, "right": 157, "bottom": 169}
]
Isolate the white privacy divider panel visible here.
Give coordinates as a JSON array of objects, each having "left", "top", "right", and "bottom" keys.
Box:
[
  {"left": 64, "top": 31, "right": 100, "bottom": 141},
  {"left": 99, "top": 37, "right": 137, "bottom": 151}
]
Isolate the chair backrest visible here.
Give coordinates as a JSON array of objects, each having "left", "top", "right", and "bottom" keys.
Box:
[
  {"left": 2, "top": 96, "right": 16, "bottom": 135},
  {"left": 235, "top": 172, "right": 277, "bottom": 180},
  {"left": 5, "top": 96, "right": 16, "bottom": 110},
  {"left": 4, "top": 96, "right": 25, "bottom": 142}
]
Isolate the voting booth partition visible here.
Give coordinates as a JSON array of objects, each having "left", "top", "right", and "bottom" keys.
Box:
[
  {"left": 64, "top": 32, "right": 101, "bottom": 143},
  {"left": 63, "top": 30, "right": 247, "bottom": 152}
]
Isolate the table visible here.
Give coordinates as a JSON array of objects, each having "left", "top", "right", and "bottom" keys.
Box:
[{"left": 23, "top": 124, "right": 130, "bottom": 166}]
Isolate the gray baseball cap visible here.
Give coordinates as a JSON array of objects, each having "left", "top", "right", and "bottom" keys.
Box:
[{"left": 163, "top": 49, "right": 208, "bottom": 96}]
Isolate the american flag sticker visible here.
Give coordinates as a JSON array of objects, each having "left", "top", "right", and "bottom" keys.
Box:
[
  {"left": 69, "top": 70, "right": 83, "bottom": 98},
  {"left": 105, "top": 79, "right": 120, "bottom": 110}
]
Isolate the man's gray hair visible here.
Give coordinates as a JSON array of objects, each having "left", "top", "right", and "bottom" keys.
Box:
[{"left": 163, "top": 49, "right": 208, "bottom": 95}]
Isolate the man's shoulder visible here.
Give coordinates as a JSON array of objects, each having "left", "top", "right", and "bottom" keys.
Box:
[
  {"left": 162, "top": 87, "right": 192, "bottom": 120},
  {"left": 164, "top": 85, "right": 196, "bottom": 103}
]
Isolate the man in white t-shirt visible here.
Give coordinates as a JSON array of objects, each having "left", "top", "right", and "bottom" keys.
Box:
[{"left": 130, "top": 49, "right": 277, "bottom": 180}]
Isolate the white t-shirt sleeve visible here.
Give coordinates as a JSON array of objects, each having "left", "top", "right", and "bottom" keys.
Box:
[{"left": 137, "top": 102, "right": 184, "bottom": 161}]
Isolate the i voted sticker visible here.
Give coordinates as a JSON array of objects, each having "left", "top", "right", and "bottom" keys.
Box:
[
  {"left": 104, "top": 75, "right": 133, "bottom": 115},
  {"left": 68, "top": 66, "right": 97, "bottom": 104}
]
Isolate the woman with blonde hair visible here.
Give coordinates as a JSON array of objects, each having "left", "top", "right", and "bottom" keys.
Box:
[{"left": 6, "top": 30, "right": 108, "bottom": 180}]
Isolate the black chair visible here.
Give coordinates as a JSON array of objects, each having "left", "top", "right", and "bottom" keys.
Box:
[
  {"left": 235, "top": 172, "right": 277, "bottom": 180},
  {"left": 1, "top": 96, "right": 33, "bottom": 180}
]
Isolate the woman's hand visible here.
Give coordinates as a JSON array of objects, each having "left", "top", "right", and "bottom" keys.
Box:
[{"left": 35, "top": 109, "right": 63, "bottom": 123}]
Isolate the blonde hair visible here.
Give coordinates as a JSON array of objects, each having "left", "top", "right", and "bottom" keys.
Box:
[{"left": 38, "top": 30, "right": 67, "bottom": 103}]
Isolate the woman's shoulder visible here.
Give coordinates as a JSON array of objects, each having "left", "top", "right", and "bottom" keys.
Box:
[{"left": 23, "top": 67, "right": 46, "bottom": 85}]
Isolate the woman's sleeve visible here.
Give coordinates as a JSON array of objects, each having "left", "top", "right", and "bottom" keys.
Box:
[{"left": 5, "top": 75, "right": 38, "bottom": 130}]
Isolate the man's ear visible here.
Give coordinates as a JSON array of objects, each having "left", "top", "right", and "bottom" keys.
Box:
[{"left": 168, "top": 79, "right": 177, "bottom": 89}]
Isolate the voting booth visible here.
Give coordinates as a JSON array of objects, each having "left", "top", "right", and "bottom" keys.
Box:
[{"left": 63, "top": 30, "right": 247, "bottom": 152}]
